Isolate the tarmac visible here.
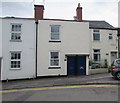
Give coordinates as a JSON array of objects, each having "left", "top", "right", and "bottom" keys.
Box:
[{"left": 1, "top": 73, "right": 120, "bottom": 90}]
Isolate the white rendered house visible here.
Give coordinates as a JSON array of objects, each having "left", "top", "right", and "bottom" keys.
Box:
[
  {"left": 35, "top": 5, "right": 90, "bottom": 77},
  {"left": 1, "top": 17, "right": 36, "bottom": 80}
]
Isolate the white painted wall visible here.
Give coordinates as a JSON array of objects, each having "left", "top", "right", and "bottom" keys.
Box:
[
  {"left": 118, "top": 1, "right": 120, "bottom": 28},
  {"left": 0, "top": 18, "right": 2, "bottom": 58},
  {"left": 37, "top": 20, "right": 90, "bottom": 76},
  {"left": 0, "top": 18, "right": 2, "bottom": 80},
  {"left": 1, "top": 18, "right": 36, "bottom": 80},
  {"left": 89, "top": 29, "right": 118, "bottom": 65}
]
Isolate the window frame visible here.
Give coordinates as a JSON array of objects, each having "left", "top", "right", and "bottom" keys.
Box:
[
  {"left": 10, "top": 51, "right": 21, "bottom": 70},
  {"left": 10, "top": 23, "right": 22, "bottom": 42},
  {"left": 49, "top": 51, "right": 60, "bottom": 68},
  {"left": 93, "top": 49, "right": 101, "bottom": 62},
  {"left": 108, "top": 33, "right": 113, "bottom": 40},
  {"left": 93, "top": 29, "right": 100, "bottom": 41},
  {"left": 50, "top": 25, "right": 61, "bottom": 42}
]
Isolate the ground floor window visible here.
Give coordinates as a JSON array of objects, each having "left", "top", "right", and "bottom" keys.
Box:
[
  {"left": 49, "top": 51, "right": 60, "bottom": 67},
  {"left": 93, "top": 49, "right": 101, "bottom": 62},
  {"left": 10, "top": 51, "right": 21, "bottom": 69}
]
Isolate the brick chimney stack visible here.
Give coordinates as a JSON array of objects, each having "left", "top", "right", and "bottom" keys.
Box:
[
  {"left": 34, "top": 5, "right": 44, "bottom": 20},
  {"left": 76, "top": 3, "right": 82, "bottom": 21}
]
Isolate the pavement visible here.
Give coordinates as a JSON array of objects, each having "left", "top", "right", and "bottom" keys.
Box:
[{"left": 1, "top": 73, "right": 120, "bottom": 90}]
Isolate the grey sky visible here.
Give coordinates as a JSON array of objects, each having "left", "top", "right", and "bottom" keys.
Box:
[{"left": 0, "top": 0, "right": 119, "bottom": 27}]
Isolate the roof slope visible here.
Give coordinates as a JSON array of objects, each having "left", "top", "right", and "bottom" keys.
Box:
[{"left": 84, "top": 20, "right": 116, "bottom": 30}]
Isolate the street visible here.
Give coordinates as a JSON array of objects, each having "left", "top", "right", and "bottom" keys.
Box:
[
  {"left": 1, "top": 73, "right": 120, "bottom": 102},
  {"left": 2, "top": 85, "right": 119, "bottom": 101}
]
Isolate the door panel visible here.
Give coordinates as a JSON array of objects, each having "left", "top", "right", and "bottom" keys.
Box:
[
  {"left": 77, "top": 56, "right": 86, "bottom": 75},
  {"left": 67, "top": 56, "right": 76, "bottom": 76}
]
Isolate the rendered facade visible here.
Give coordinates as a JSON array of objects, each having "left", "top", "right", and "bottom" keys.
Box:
[{"left": 1, "top": 17, "right": 36, "bottom": 80}]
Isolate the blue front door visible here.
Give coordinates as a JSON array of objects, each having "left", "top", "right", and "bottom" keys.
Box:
[
  {"left": 67, "top": 56, "right": 86, "bottom": 76},
  {"left": 77, "top": 56, "right": 86, "bottom": 75},
  {"left": 67, "top": 56, "right": 76, "bottom": 76}
]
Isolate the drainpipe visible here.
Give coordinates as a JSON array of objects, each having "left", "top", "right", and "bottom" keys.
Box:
[{"left": 35, "top": 19, "right": 38, "bottom": 78}]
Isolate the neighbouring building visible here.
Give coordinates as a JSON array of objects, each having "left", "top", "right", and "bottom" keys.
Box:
[
  {"left": 0, "top": 17, "right": 36, "bottom": 80},
  {"left": 88, "top": 21, "right": 118, "bottom": 67}
]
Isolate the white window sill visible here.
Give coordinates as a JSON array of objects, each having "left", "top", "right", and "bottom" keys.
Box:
[
  {"left": 93, "top": 40, "right": 100, "bottom": 41},
  {"left": 9, "top": 68, "right": 21, "bottom": 70},
  {"left": 10, "top": 40, "right": 22, "bottom": 42},
  {"left": 48, "top": 67, "right": 61, "bottom": 69},
  {"left": 49, "top": 40, "right": 61, "bottom": 42}
]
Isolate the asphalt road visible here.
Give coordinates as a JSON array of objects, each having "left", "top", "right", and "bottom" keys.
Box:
[
  {"left": 1, "top": 73, "right": 120, "bottom": 102},
  {"left": 2, "top": 85, "right": 119, "bottom": 101}
]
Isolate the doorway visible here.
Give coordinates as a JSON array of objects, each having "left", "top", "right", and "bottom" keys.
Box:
[
  {"left": 111, "top": 52, "right": 117, "bottom": 64},
  {"left": 67, "top": 56, "right": 86, "bottom": 76}
]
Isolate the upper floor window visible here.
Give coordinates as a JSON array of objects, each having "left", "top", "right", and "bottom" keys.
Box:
[
  {"left": 50, "top": 25, "right": 60, "bottom": 41},
  {"left": 109, "top": 33, "right": 113, "bottom": 40},
  {"left": 10, "top": 51, "right": 21, "bottom": 69},
  {"left": 11, "top": 24, "right": 22, "bottom": 41},
  {"left": 93, "top": 29, "right": 100, "bottom": 41}
]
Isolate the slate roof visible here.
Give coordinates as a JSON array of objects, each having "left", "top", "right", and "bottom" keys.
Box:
[
  {"left": 1, "top": 17, "right": 117, "bottom": 30},
  {"left": 84, "top": 20, "right": 117, "bottom": 30}
]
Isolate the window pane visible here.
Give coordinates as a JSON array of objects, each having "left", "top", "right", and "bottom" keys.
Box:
[
  {"left": 50, "top": 60, "right": 59, "bottom": 66},
  {"left": 51, "top": 52, "right": 58, "bottom": 58},
  {"left": 11, "top": 24, "right": 21, "bottom": 32},
  {"left": 94, "top": 50, "right": 100, "bottom": 53},
  {"left": 93, "top": 33, "right": 100, "bottom": 40},
  {"left": 18, "top": 65, "right": 20, "bottom": 68},
  {"left": 11, "top": 53, "right": 15, "bottom": 59},
  {"left": 11, "top": 65, "right": 14, "bottom": 68},
  {"left": 12, "top": 25, "right": 14, "bottom": 31},
  {"left": 93, "top": 29, "right": 99, "bottom": 32},
  {"left": 109, "top": 36, "right": 113, "bottom": 40},
  {"left": 109, "top": 34, "right": 113, "bottom": 40},
  {"left": 94, "top": 54, "right": 98, "bottom": 61},
  {"left": 51, "top": 33, "right": 59, "bottom": 40},
  {"left": 54, "top": 60, "right": 59, "bottom": 66},
  {"left": 11, "top": 33, "right": 21, "bottom": 40},
  {"left": 51, "top": 26, "right": 59, "bottom": 32},
  {"left": 18, "top": 53, "right": 21, "bottom": 59}
]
